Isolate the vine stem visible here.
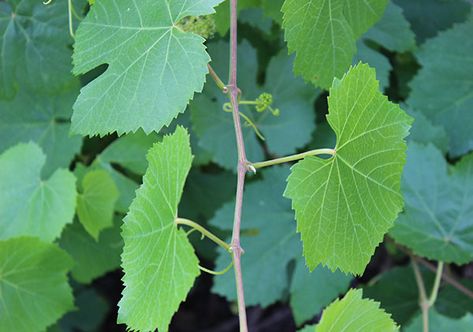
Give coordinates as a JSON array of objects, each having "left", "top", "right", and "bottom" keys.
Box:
[
  {"left": 175, "top": 218, "right": 230, "bottom": 251},
  {"left": 228, "top": 0, "right": 249, "bottom": 331},
  {"left": 411, "top": 255, "right": 444, "bottom": 332},
  {"left": 251, "top": 148, "right": 335, "bottom": 169}
]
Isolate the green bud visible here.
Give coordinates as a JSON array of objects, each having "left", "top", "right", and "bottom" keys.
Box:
[
  {"left": 176, "top": 15, "right": 216, "bottom": 39},
  {"left": 255, "top": 92, "right": 274, "bottom": 112}
]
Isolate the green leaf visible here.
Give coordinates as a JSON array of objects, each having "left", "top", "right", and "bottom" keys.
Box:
[
  {"left": 0, "top": 85, "right": 82, "bottom": 177},
  {"left": 262, "top": 0, "right": 284, "bottom": 24},
  {"left": 394, "top": 0, "right": 472, "bottom": 43},
  {"left": 405, "top": 310, "right": 473, "bottom": 332},
  {"left": 316, "top": 289, "right": 398, "bottom": 331},
  {"left": 363, "top": 2, "right": 415, "bottom": 53},
  {"left": 284, "top": 63, "right": 412, "bottom": 274},
  {"left": 290, "top": 257, "right": 351, "bottom": 325},
  {"left": 282, "top": 0, "right": 387, "bottom": 88},
  {"left": 298, "top": 326, "right": 315, "bottom": 332},
  {"left": 118, "top": 127, "right": 199, "bottom": 332},
  {"left": 71, "top": 0, "right": 224, "bottom": 136},
  {"left": 0, "top": 143, "right": 76, "bottom": 242},
  {"left": 354, "top": 41, "right": 391, "bottom": 90},
  {"left": 213, "top": 0, "right": 261, "bottom": 35},
  {"left": 0, "top": 237, "right": 74, "bottom": 332},
  {"left": 211, "top": 167, "right": 301, "bottom": 306},
  {"left": 437, "top": 280, "right": 473, "bottom": 319},
  {"left": 60, "top": 219, "right": 122, "bottom": 284},
  {"left": 390, "top": 143, "right": 473, "bottom": 264},
  {"left": 77, "top": 170, "right": 119, "bottom": 240},
  {"left": 407, "top": 109, "right": 449, "bottom": 154},
  {"left": 99, "top": 130, "right": 159, "bottom": 175},
  {"left": 408, "top": 17, "right": 473, "bottom": 157},
  {"left": 0, "top": 0, "right": 75, "bottom": 98}
]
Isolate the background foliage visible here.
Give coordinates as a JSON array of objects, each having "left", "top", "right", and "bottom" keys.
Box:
[{"left": 1, "top": 0, "right": 473, "bottom": 331}]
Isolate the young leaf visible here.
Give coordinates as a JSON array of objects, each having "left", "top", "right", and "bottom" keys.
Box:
[
  {"left": 405, "top": 310, "right": 473, "bottom": 332},
  {"left": 290, "top": 257, "right": 351, "bottom": 325},
  {"left": 118, "top": 127, "right": 199, "bottom": 332},
  {"left": 0, "top": 237, "right": 74, "bottom": 332},
  {"left": 0, "top": 85, "right": 82, "bottom": 177},
  {"left": 0, "top": 0, "right": 75, "bottom": 98},
  {"left": 0, "top": 143, "right": 76, "bottom": 242},
  {"left": 390, "top": 143, "right": 473, "bottom": 264},
  {"left": 408, "top": 17, "right": 473, "bottom": 157},
  {"left": 284, "top": 63, "right": 412, "bottom": 275},
  {"left": 77, "top": 170, "right": 119, "bottom": 240},
  {"left": 71, "top": 0, "right": 224, "bottom": 136},
  {"left": 282, "top": 0, "right": 388, "bottom": 88},
  {"left": 316, "top": 289, "right": 398, "bottom": 331},
  {"left": 60, "top": 219, "right": 123, "bottom": 284}
]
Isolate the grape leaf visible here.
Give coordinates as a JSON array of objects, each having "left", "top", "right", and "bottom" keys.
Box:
[
  {"left": 363, "top": 1, "right": 415, "bottom": 53},
  {"left": 316, "top": 289, "right": 398, "bottom": 331},
  {"left": 405, "top": 310, "right": 473, "bottom": 332},
  {"left": 0, "top": 0, "right": 75, "bottom": 98},
  {"left": 0, "top": 237, "right": 74, "bottom": 332},
  {"left": 284, "top": 63, "right": 412, "bottom": 274},
  {"left": 118, "top": 127, "right": 199, "bottom": 332},
  {"left": 290, "top": 257, "right": 351, "bottom": 325},
  {"left": 71, "top": 0, "right": 224, "bottom": 136},
  {"left": 390, "top": 143, "right": 473, "bottom": 264},
  {"left": 408, "top": 17, "right": 473, "bottom": 157},
  {"left": 407, "top": 109, "right": 449, "bottom": 154},
  {"left": 262, "top": 0, "right": 284, "bottom": 25},
  {"left": 0, "top": 143, "right": 76, "bottom": 242},
  {"left": 213, "top": 0, "right": 261, "bottom": 35},
  {"left": 354, "top": 41, "right": 391, "bottom": 90},
  {"left": 298, "top": 326, "right": 315, "bottom": 332},
  {"left": 77, "top": 170, "right": 119, "bottom": 240},
  {"left": 0, "top": 85, "right": 82, "bottom": 177},
  {"left": 60, "top": 219, "right": 122, "bottom": 284},
  {"left": 282, "top": 0, "right": 388, "bottom": 88},
  {"left": 211, "top": 167, "right": 301, "bottom": 306},
  {"left": 394, "top": 0, "right": 472, "bottom": 43}
]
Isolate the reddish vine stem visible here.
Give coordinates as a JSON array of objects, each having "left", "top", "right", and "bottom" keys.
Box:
[{"left": 228, "top": 0, "right": 249, "bottom": 331}]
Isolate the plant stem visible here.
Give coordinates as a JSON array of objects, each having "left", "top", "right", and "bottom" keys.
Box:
[
  {"left": 428, "top": 261, "right": 444, "bottom": 306},
  {"left": 411, "top": 256, "right": 429, "bottom": 332},
  {"left": 228, "top": 1, "right": 249, "bottom": 331},
  {"left": 208, "top": 64, "right": 227, "bottom": 92},
  {"left": 251, "top": 148, "right": 335, "bottom": 169},
  {"left": 175, "top": 218, "right": 231, "bottom": 252}
]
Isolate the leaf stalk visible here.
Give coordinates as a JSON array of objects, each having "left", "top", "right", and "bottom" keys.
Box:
[
  {"left": 175, "top": 218, "right": 231, "bottom": 252},
  {"left": 251, "top": 148, "right": 335, "bottom": 169}
]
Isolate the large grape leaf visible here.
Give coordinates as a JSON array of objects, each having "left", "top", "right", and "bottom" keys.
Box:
[
  {"left": 118, "top": 127, "right": 199, "bottom": 332},
  {"left": 60, "top": 219, "right": 122, "bottom": 284},
  {"left": 290, "top": 257, "right": 351, "bottom": 325},
  {"left": 0, "top": 143, "right": 76, "bottom": 242},
  {"left": 76, "top": 170, "right": 119, "bottom": 240},
  {"left": 282, "top": 0, "right": 388, "bottom": 88},
  {"left": 284, "top": 63, "right": 412, "bottom": 274},
  {"left": 408, "top": 17, "right": 473, "bottom": 157},
  {"left": 394, "top": 0, "right": 472, "bottom": 43},
  {"left": 390, "top": 143, "right": 473, "bottom": 264},
  {"left": 71, "top": 0, "right": 224, "bottom": 136},
  {"left": 407, "top": 109, "right": 449, "bottom": 154},
  {"left": 363, "top": 1, "right": 415, "bottom": 53},
  {"left": 0, "top": 237, "right": 74, "bottom": 332},
  {"left": 405, "top": 310, "right": 473, "bottom": 332},
  {"left": 0, "top": 0, "right": 75, "bottom": 98},
  {"left": 0, "top": 85, "right": 82, "bottom": 177},
  {"left": 316, "top": 289, "right": 398, "bottom": 331},
  {"left": 211, "top": 167, "right": 301, "bottom": 306}
]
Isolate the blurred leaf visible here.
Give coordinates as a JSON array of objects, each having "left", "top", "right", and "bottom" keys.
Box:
[
  {"left": 408, "top": 17, "right": 473, "bottom": 157},
  {"left": 60, "top": 219, "right": 122, "bottom": 284},
  {"left": 0, "top": 143, "right": 76, "bottom": 242},
  {"left": 405, "top": 310, "right": 473, "bottom": 332},
  {"left": 407, "top": 109, "right": 449, "bottom": 153},
  {"left": 391, "top": 143, "right": 473, "bottom": 264},
  {"left": 0, "top": 85, "right": 82, "bottom": 177},
  {"left": 0, "top": 237, "right": 74, "bottom": 332},
  {"left": 354, "top": 41, "right": 391, "bottom": 90}
]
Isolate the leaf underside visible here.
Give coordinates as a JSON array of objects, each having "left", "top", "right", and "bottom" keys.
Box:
[{"left": 118, "top": 126, "right": 199, "bottom": 332}]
